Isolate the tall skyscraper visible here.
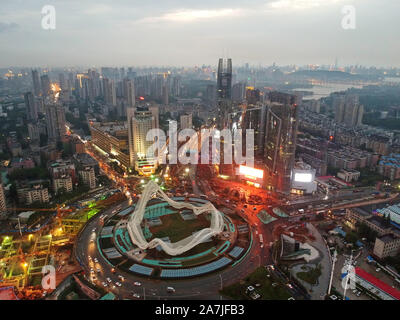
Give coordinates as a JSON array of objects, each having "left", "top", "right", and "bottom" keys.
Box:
[
  {"left": 217, "top": 58, "right": 232, "bottom": 100},
  {"left": 216, "top": 58, "right": 233, "bottom": 129},
  {"left": 24, "top": 92, "right": 38, "bottom": 122},
  {"left": 31, "top": 70, "right": 41, "bottom": 96},
  {"left": 45, "top": 104, "right": 66, "bottom": 142},
  {"left": 263, "top": 92, "right": 298, "bottom": 194}
]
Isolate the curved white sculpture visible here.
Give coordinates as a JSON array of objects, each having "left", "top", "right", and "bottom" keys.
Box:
[{"left": 126, "top": 181, "right": 224, "bottom": 256}]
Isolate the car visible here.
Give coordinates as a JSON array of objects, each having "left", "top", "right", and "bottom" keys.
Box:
[
  {"left": 167, "top": 287, "right": 176, "bottom": 293},
  {"left": 88, "top": 255, "right": 92, "bottom": 261},
  {"left": 106, "top": 277, "right": 112, "bottom": 283},
  {"left": 94, "top": 258, "right": 98, "bottom": 263},
  {"left": 102, "top": 282, "right": 108, "bottom": 287},
  {"left": 356, "top": 291, "right": 361, "bottom": 297},
  {"left": 288, "top": 297, "right": 295, "bottom": 300},
  {"left": 132, "top": 293, "right": 141, "bottom": 299},
  {"left": 330, "top": 295, "right": 338, "bottom": 300},
  {"left": 352, "top": 289, "right": 358, "bottom": 294},
  {"left": 96, "top": 268, "right": 101, "bottom": 273},
  {"left": 255, "top": 283, "right": 262, "bottom": 288},
  {"left": 92, "top": 228, "right": 96, "bottom": 233},
  {"left": 287, "top": 283, "right": 294, "bottom": 289},
  {"left": 376, "top": 268, "right": 381, "bottom": 272},
  {"left": 272, "top": 283, "right": 278, "bottom": 287},
  {"left": 118, "top": 275, "right": 125, "bottom": 281},
  {"left": 250, "top": 292, "right": 261, "bottom": 300},
  {"left": 134, "top": 281, "right": 142, "bottom": 286},
  {"left": 115, "top": 282, "right": 122, "bottom": 287}
]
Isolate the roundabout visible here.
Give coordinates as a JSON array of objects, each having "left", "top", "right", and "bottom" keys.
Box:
[
  {"left": 75, "top": 182, "right": 263, "bottom": 299},
  {"left": 97, "top": 182, "right": 250, "bottom": 279}
]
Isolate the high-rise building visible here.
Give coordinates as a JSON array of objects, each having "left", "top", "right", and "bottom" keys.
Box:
[
  {"left": 27, "top": 122, "right": 40, "bottom": 143},
  {"left": 127, "top": 106, "right": 158, "bottom": 175},
  {"left": 216, "top": 58, "right": 233, "bottom": 129},
  {"left": 45, "top": 104, "right": 66, "bottom": 142},
  {"left": 217, "top": 58, "right": 232, "bottom": 100},
  {"left": 103, "top": 78, "right": 117, "bottom": 107},
  {"left": 31, "top": 70, "right": 41, "bottom": 96},
  {"left": 24, "top": 92, "right": 38, "bottom": 122},
  {"left": 40, "top": 74, "right": 51, "bottom": 96},
  {"left": 334, "top": 93, "right": 363, "bottom": 127},
  {"left": 123, "top": 79, "right": 136, "bottom": 108},
  {"left": 263, "top": 92, "right": 298, "bottom": 194}
]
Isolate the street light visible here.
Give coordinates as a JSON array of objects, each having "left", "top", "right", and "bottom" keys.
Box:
[{"left": 185, "top": 168, "right": 190, "bottom": 173}]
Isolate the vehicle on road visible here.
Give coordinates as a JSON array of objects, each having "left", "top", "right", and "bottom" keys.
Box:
[
  {"left": 94, "top": 258, "right": 98, "bottom": 263},
  {"left": 118, "top": 275, "right": 125, "bottom": 281},
  {"left": 115, "top": 282, "right": 122, "bottom": 287},
  {"left": 134, "top": 281, "right": 142, "bottom": 286},
  {"left": 102, "top": 282, "right": 108, "bottom": 287},
  {"left": 106, "top": 277, "right": 112, "bottom": 283},
  {"left": 132, "top": 293, "right": 140, "bottom": 299},
  {"left": 167, "top": 287, "right": 176, "bottom": 293}
]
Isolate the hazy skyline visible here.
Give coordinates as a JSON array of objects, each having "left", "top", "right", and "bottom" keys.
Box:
[{"left": 1, "top": 0, "right": 399, "bottom": 68}]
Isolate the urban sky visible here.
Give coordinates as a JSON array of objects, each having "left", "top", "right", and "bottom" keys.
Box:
[{"left": 1, "top": 0, "right": 399, "bottom": 68}]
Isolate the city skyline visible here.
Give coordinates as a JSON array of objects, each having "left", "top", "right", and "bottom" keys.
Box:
[{"left": 1, "top": 0, "right": 400, "bottom": 68}]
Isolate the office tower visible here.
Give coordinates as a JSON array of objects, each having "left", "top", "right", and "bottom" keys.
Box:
[
  {"left": 24, "top": 92, "right": 38, "bottom": 122},
  {"left": 123, "top": 79, "right": 136, "bottom": 108},
  {"left": 45, "top": 104, "right": 66, "bottom": 142},
  {"left": 180, "top": 113, "right": 193, "bottom": 130},
  {"left": 334, "top": 93, "right": 364, "bottom": 127},
  {"left": 31, "top": 70, "right": 41, "bottom": 96},
  {"left": 263, "top": 92, "right": 298, "bottom": 194},
  {"left": 216, "top": 58, "right": 233, "bottom": 129},
  {"left": 40, "top": 74, "right": 51, "bottom": 96},
  {"left": 217, "top": 58, "right": 232, "bottom": 100}
]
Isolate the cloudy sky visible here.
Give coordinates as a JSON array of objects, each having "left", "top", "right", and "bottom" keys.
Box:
[{"left": 0, "top": 0, "right": 399, "bottom": 68}]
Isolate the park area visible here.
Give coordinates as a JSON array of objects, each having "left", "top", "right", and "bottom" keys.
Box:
[{"left": 220, "top": 267, "right": 292, "bottom": 300}]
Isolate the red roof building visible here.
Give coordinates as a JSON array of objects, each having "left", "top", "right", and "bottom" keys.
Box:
[{"left": 355, "top": 267, "right": 400, "bottom": 300}]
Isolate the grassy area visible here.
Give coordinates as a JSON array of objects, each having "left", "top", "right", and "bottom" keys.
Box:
[
  {"left": 220, "top": 267, "right": 292, "bottom": 300},
  {"left": 150, "top": 212, "right": 209, "bottom": 243},
  {"left": 296, "top": 264, "right": 322, "bottom": 285}
]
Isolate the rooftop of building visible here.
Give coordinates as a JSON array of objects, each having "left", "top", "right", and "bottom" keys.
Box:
[
  {"left": 378, "top": 234, "right": 400, "bottom": 243},
  {"left": 355, "top": 267, "right": 400, "bottom": 300}
]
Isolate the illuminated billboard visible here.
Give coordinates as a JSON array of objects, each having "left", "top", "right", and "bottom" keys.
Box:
[
  {"left": 239, "top": 165, "right": 264, "bottom": 180},
  {"left": 294, "top": 172, "right": 313, "bottom": 183}
]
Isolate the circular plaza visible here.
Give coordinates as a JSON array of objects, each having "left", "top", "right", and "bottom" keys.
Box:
[{"left": 95, "top": 183, "right": 252, "bottom": 280}]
